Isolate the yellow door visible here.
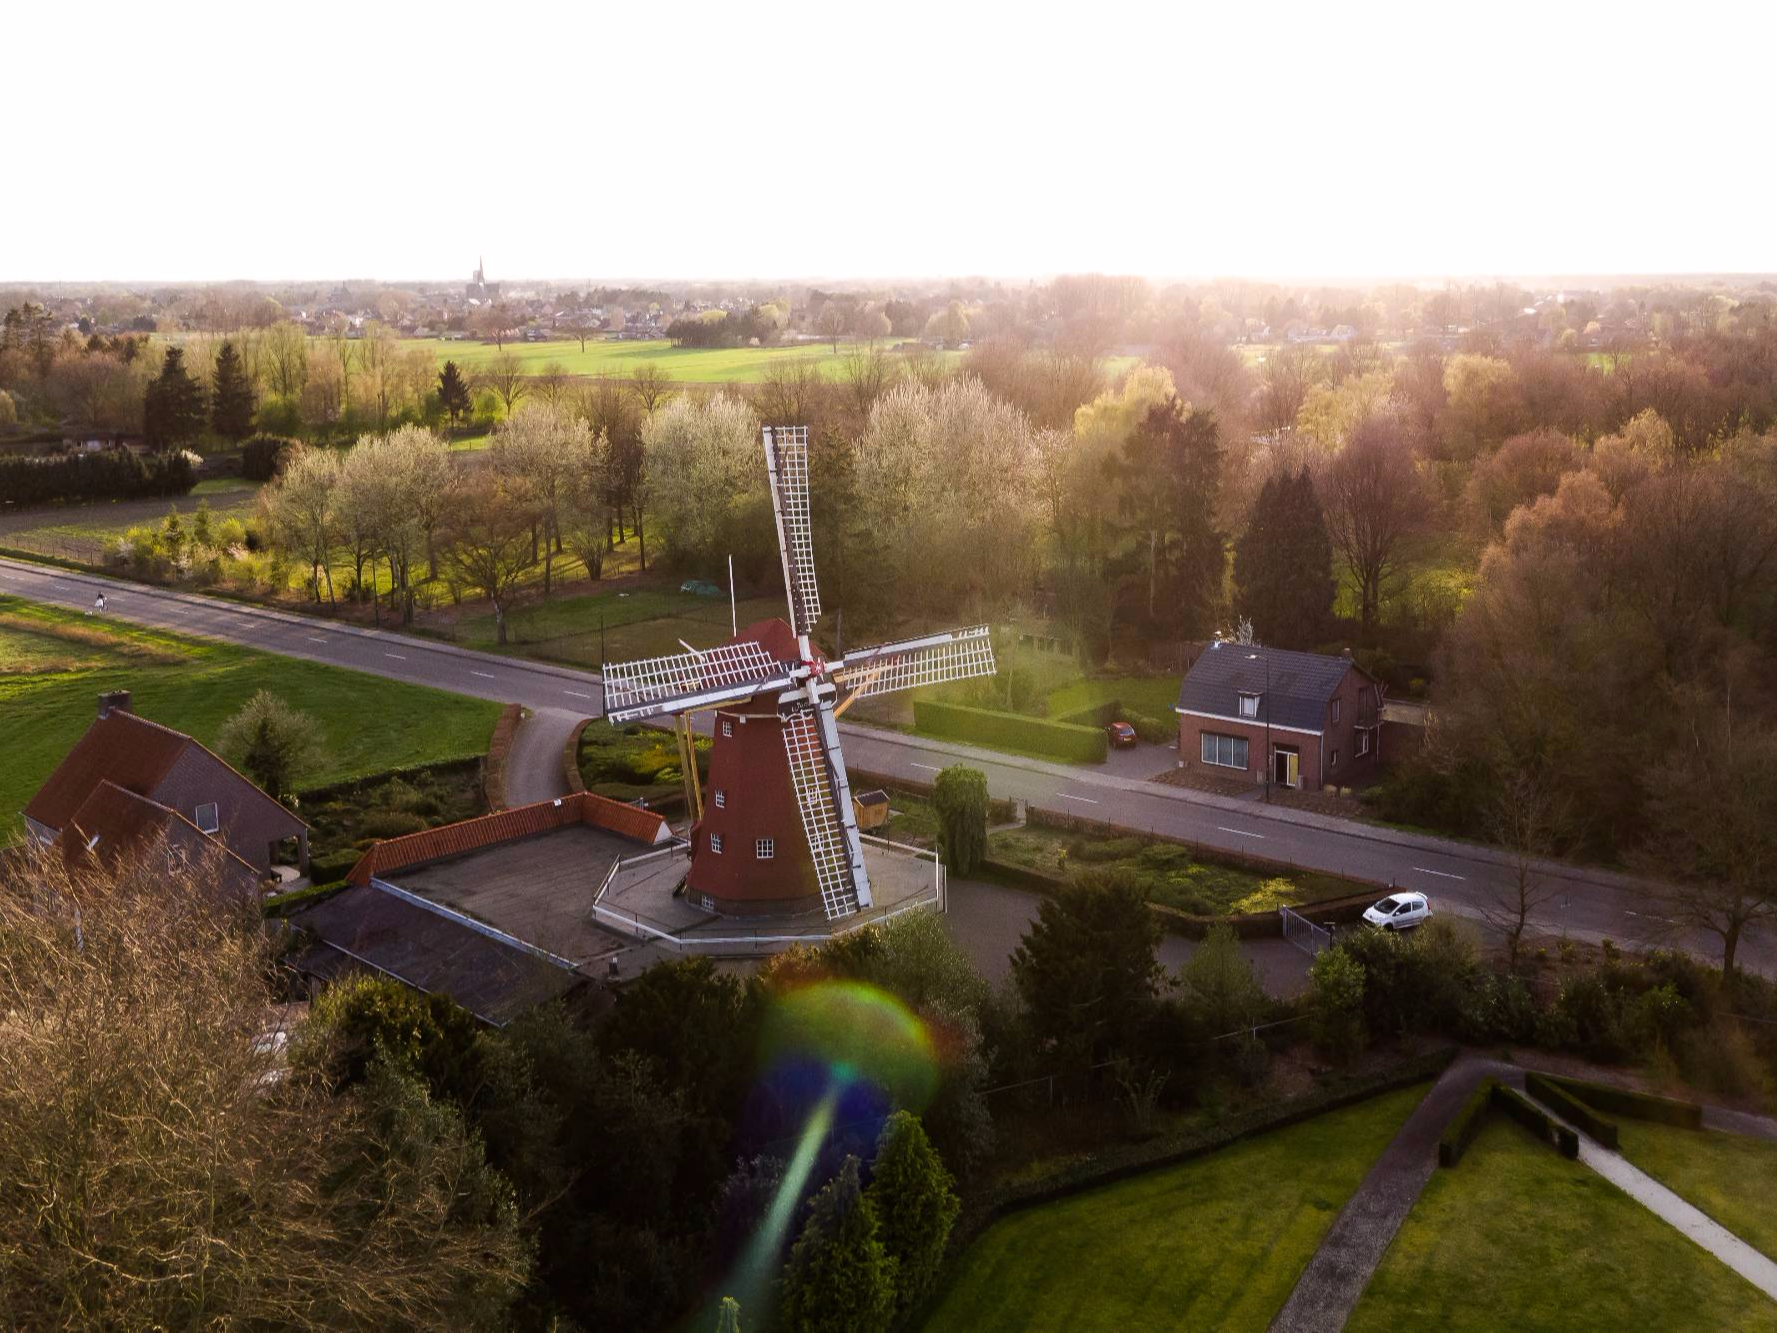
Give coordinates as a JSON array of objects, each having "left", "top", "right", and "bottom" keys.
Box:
[{"left": 1286, "top": 751, "right": 1299, "bottom": 788}]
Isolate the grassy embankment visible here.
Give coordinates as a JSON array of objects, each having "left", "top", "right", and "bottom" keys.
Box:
[
  {"left": 923, "top": 1082, "right": 1426, "bottom": 1332},
  {"left": 0, "top": 596, "right": 502, "bottom": 836},
  {"left": 1346, "top": 1117, "right": 1776, "bottom": 1331}
]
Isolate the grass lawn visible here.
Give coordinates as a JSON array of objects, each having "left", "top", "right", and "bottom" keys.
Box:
[
  {"left": 1347, "top": 1117, "right": 1777, "bottom": 1331},
  {"left": 428, "top": 337, "right": 960, "bottom": 383},
  {"left": 922, "top": 1082, "right": 1427, "bottom": 1332},
  {"left": 1046, "top": 673, "right": 1180, "bottom": 722},
  {"left": 0, "top": 596, "right": 503, "bottom": 838},
  {"left": 1618, "top": 1121, "right": 1777, "bottom": 1260},
  {"left": 454, "top": 586, "right": 785, "bottom": 664}
]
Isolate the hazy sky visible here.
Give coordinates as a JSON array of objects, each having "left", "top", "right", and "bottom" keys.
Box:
[{"left": 10, "top": 0, "right": 1773, "bottom": 283}]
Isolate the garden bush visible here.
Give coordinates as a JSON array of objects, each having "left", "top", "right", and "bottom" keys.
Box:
[
  {"left": 1055, "top": 699, "right": 1119, "bottom": 729},
  {"left": 303, "top": 849, "right": 363, "bottom": 885},
  {"left": 1525, "top": 1073, "right": 1619, "bottom": 1148},
  {"left": 1121, "top": 709, "right": 1175, "bottom": 745},
  {"left": 240, "top": 434, "right": 296, "bottom": 481},
  {"left": 1490, "top": 1083, "right": 1577, "bottom": 1159},
  {"left": 357, "top": 810, "right": 431, "bottom": 840},
  {"left": 0, "top": 447, "right": 197, "bottom": 505},
  {"left": 1438, "top": 1078, "right": 1496, "bottom": 1167},
  {"left": 1540, "top": 1074, "right": 1703, "bottom": 1129},
  {"left": 915, "top": 699, "right": 1108, "bottom": 763}
]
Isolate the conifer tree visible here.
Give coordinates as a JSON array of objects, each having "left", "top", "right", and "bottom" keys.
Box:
[
  {"left": 777, "top": 1157, "right": 895, "bottom": 1333},
  {"left": 933, "top": 765, "right": 988, "bottom": 876},
  {"left": 439, "top": 360, "right": 473, "bottom": 426},
  {"left": 143, "top": 346, "right": 208, "bottom": 450},
  {"left": 211, "top": 340, "right": 257, "bottom": 440},
  {"left": 1234, "top": 467, "right": 1335, "bottom": 649},
  {"left": 863, "top": 1112, "right": 959, "bottom": 1311}
]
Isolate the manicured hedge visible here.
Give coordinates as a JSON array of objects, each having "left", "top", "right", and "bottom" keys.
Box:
[
  {"left": 915, "top": 699, "right": 1108, "bottom": 763},
  {"left": 1122, "top": 709, "right": 1175, "bottom": 745},
  {"left": 1542, "top": 1073, "right": 1703, "bottom": 1130},
  {"left": 1056, "top": 699, "right": 1119, "bottom": 729},
  {"left": 1439, "top": 1079, "right": 1497, "bottom": 1167},
  {"left": 1491, "top": 1083, "right": 1579, "bottom": 1159},
  {"left": 0, "top": 448, "right": 196, "bottom": 505},
  {"left": 1526, "top": 1072, "right": 1620, "bottom": 1148}
]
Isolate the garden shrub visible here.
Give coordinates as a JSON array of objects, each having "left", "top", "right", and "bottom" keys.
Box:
[
  {"left": 304, "top": 849, "right": 362, "bottom": 885},
  {"left": 1121, "top": 710, "right": 1174, "bottom": 745},
  {"left": 1460, "top": 972, "right": 1540, "bottom": 1044},
  {"left": 240, "top": 434, "right": 296, "bottom": 481},
  {"left": 1553, "top": 973, "right": 1633, "bottom": 1062},
  {"left": 1525, "top": 1073, "right": 1619, "bottom": 1149},
  {"left": 1677, "top": 1020, "right": 1773, "bottom": 1101},
  {"left": 915, "top": 700, "right": 1108, "bottom": 764},
  {"left": 1489, "top": 1083, "right": 1576, "bottom": 1159},
  {"left": 358, "top": 810, "right": 431, "bottom": 840},
  {"left": 1439, "top": 1078, "right": 1496, "bottom": 1167},
  {"left": 1541, "top": 1074, "right": 1703, "bottom": 1129},
  {"left": 1055, "top": 699, "right": 1119, "bottom": 728},
  {"left": 1308, "top": 947, "right": 1366, "bottom": 1063}
]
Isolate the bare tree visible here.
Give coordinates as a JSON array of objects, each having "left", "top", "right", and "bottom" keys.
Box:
[
  {"left": 481, "top": 350, "right": 530, "bottom": 420},
  {"left": 1321, "top": 411, "right": 1424, "bottom": 639},
  {"left": 815, "top": 301, "right": 847, "bottom": 353},
  {"left": 1477, "top": 762, "right": 1569, "bottom": 970},
  {"left": 261, "top": 445, "right": 340, "bottom": 605},
  {"left": 440, "top": 471, "right": 536, "bottom": 644},
  {"left": 491, "top": 403, "right": 588, "bottom": 595},
  {"left": 629, "top": 363, "right": 674, "bottom": 415}
]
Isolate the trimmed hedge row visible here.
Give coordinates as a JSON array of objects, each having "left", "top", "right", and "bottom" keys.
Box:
[
  {"left": 1542, "top": 1073, "right": 1703, "bottom": 1129},
  {"left": 1439, "top": 1079, "right": 1497, "bottom": 1167},
  {"left": 914, "top": 699, "right": 1108, "bottom": 764},
  {"left": 0, "top": 448, "right": 197, "bottom": 505},
  {"left": 1056, "top": 698, "right": 1120, "bottom": 729},
  {"left": 1492, "top": 1083, "right": 1579, "bottom": 1160},
  {"left": 1526, "top": 1072, "right": 1620, "bottom": 1148}
]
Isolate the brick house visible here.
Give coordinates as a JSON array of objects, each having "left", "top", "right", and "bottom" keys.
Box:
[
  {"left": 22, "top": 691, "right": 308, "bottom": 881},
  {"left": 1174, "top": 643, "right": 1384, "bottom": 793}
]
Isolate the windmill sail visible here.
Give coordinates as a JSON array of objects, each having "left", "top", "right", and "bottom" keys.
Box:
[
  {"left": 781, "top": 701, "right": 872, "bottom": 920},
  {"left": 603, "top": 640, "right": 793, "bottom": 723},
  {"left": 833, "top": 625, "right": 997, "bottom": 700},
  {"left": 763, "top": 426, "right": 821, "bottom": 637}
]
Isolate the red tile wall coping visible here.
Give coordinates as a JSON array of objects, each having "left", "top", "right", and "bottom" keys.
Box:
[{"left": 346, "top": 791, "right": 671, "bottom": 886}]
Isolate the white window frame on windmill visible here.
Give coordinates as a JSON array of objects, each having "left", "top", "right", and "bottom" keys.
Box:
[
  {"left": 756, "top": 838, "right": 774, "bottom": 860},
  {"left": 714, "top": 789, "right": 726, "bottom": 809},
  {"left": 709, "top": 833, "right": 724, "bottom": 855}
]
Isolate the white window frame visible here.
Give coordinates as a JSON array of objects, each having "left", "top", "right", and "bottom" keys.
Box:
[
  {"left": 1357, "top": 728, "right": 1371, "bottom": 756},
  {"left": 194, "top": 802, "right": 220, "bottom": 834},
  {"left": 1200, "top": 731, "right": 1249, "bottom": 769},
  {"left": 721, "top": 719, "right": 733, "bottom": 738},
  {"left": 1238, "top": 692, "right": 1260, "bottom": 719},
  {"left": 714, "top": 790, "right": 726, "bottom": 809},
  {"left": 1331, "top": 698, "right": 1341, "bottom": 723},
  {"left": 756, "top": 838, "right": 774, "bottom": 859},
  {"left": 709, "top": 833, "right": 724, "bottom": 854}
]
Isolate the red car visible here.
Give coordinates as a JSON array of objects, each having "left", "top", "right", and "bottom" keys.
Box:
[{"left": 1106, "top": 721, "right": 1138, "bottom": 748}]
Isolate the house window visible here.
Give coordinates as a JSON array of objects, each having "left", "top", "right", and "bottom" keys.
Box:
[
  {"left": 194, "top": 802, "right": 220, "bottom": 834},
  {"left": 1330, "top": 749, "right": 1340, "bottom": 768},
  {"left": 709, "top": 833, "right": 724, "bottom": 854},
  {"left": 1357, "top": 728, "right": 1371, "bottom": 756},
  {"left": 756, "top": 838, "right": 774, "bottom": 859},
  {"left": 1331, "top": 698, "right": 1341, "bottom": 723},
  {"left": 1238, "top": 692, "right": 1260, "bottom": 719},
  {"left": 714, "top": 790, "right": 726, "bottom": 809},
  {"left": 722, "top": 719, "right": 734, "bottom": 738},
  {"left": 1200, "top": 732, "right": 1249, "bottom": 769}
]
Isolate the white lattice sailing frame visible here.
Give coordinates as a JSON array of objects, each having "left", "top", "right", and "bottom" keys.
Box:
[
  {"left": 602, "top": 640, "right": 788, "bottom": 722},
  {"left": 834, "top": 626, "right": 997, "bottom": 699},
  {"left": 782, "top": 705, "right": 871, "bottom": 919},
  {"left": 763, "top": 426, "right": 821, "bottom": 636}
]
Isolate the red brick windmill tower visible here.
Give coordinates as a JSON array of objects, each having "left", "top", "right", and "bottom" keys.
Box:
[{"left": 600, "top": 426, "right": 997, "bottom": 919}]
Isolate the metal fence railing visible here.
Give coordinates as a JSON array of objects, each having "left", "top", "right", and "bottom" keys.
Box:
[{"left": 1280, "top": 905, "right": 1332, "bottom": 956}]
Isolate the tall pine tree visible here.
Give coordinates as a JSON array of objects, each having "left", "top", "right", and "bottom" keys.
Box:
[
  {"left": 777, "top": 1157, "right": 895, "bottom": 1333},
  {"left": 143, "top": 346, "right": 208, "bottom": 451},
  {"left": 1234, "top": 467, "right": 1335, "bottom": 649},
  {"left": 210, "top": 340, "right": 257, "bottom": 440},
  {"left": 438, "top": 360, "right": 472, "bottom": 426}
]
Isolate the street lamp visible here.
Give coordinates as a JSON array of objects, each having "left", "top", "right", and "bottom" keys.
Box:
[{"left": 1247, "top": 650, "right": 1271, "bottom": 802}]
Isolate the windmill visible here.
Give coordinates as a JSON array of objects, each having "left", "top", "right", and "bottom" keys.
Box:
[{"left": 600, "top": 426, "right": 997, "bottom": 921}]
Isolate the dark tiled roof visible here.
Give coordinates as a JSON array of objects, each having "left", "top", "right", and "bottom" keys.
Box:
[
  {"left": 1177, "top": 644, "right": 1366, "bottom": 733},
  {"left": 25, "top": 711, "right": 189, "bottom": 829},
  {"left": 346, "top": 792, "right": 670, "bottom": 887},
  {"left": 295, "top": 883, "right": 582, "bottom": 1026},
  {"left": 56, "top": 780, "right": 262, "bottom": 893}
]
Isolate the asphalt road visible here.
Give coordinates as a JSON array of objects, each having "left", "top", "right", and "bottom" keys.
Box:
[{"left": 4, "top": 555, "right": 1766, "bottom": 977}]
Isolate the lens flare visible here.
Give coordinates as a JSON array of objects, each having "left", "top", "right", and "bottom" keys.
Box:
[{"left": 760, "top": 979, "right": 939, "bottom": 1110}]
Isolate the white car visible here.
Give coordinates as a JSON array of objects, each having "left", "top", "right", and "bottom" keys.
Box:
[{"left": 1363, "top": 891, "right": 1432, "bottom": 931}]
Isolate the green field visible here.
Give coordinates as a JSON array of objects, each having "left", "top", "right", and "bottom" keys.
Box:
[
  {"left": 444, "top": 587, "right": 785, "bottom": 663},
  {"left": 429, "top": 336, "right": 955, "bottom": 383},
  {"left": 1045, "top": 674, "right": 1180, "bottom": 722},
  {"left": 0, "top": 596, "right": 503, "bottom": 836},
  {"left": 922, "top": 1083, "right": 1425, "bottom": 1332},
  {"left": 1347, "top": 1117, "right": 1776, "bottom": 1331},
  {"left": 1619, "top": 1121, "right": 1777, "bottom": 1261}
]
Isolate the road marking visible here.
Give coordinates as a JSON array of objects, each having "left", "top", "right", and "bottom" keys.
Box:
[
  {"left": 384, "top": 652, "right": 407, "bottom": 660},
  {"left": 1413, "top": 866, "right": 1467, "bottom": 881},
  {"left": 1217, "top": 825, "right": 1266, "bottom": 839},
  {"left": 563, "top": 689, "right": 593, "bottom": 699},
  {"left": 306, "top": 636, "right": 328, "bottom": 644},
  {"left": 471, "top": 670, "right": 497, "bottom": 679},
  {"left": 1061, "top": 793, "right": 1100, "bottom": 804},
  {"left": 1624, "top": 909, "right": 1678, "bottom": 923},
  {"left": 910, "top": 763, "right": 942, "bottom": 772}
]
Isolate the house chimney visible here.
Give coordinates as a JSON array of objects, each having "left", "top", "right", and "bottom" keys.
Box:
[{"left": 99, "top": 690, "right": 132, "bottom": 718}]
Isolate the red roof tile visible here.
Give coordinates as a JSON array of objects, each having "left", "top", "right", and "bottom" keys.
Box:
[
  {"left": 25, "top": 711, "right": 189, "bottom": 830},
  {"left": 347, "top": 792, "right": 670, "bottom": 886},
  {"left": 56, "top": 780, "right": 261, "bottom": 891}
]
